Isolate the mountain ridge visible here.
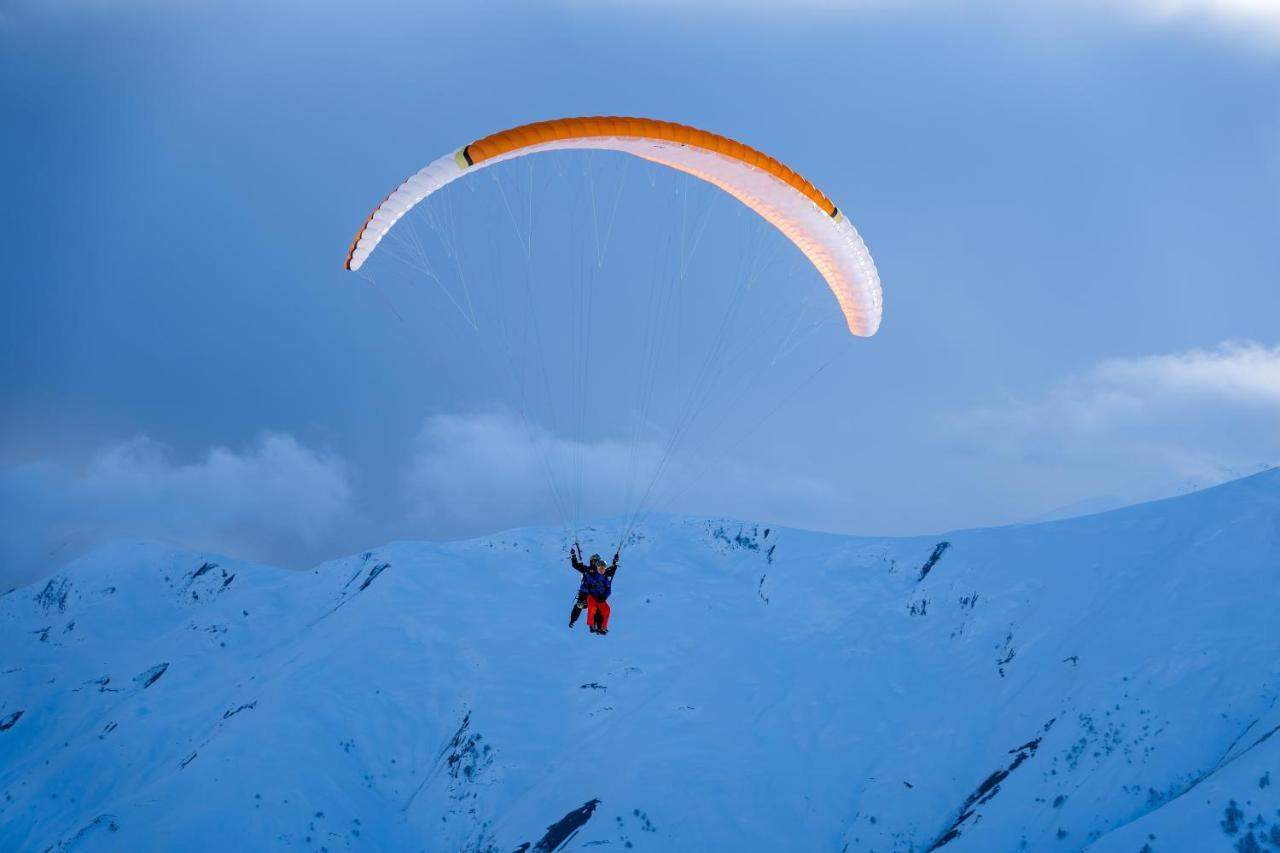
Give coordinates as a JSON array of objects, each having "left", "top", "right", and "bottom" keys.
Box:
[{"left": 2, "top": 470, "right": 1278, "bottom": 851}]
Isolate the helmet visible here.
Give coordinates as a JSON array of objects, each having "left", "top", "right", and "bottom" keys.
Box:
[{"left": 590, "top": 554, "right": 603, "bottom": 565}]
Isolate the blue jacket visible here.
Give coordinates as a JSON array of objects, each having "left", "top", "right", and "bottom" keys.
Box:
[{"left": 571, "top": 552, "right": 619, "bottom": 601}]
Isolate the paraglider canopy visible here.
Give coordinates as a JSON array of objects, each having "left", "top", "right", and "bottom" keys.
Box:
[
  {"left": 345, "top": 116, "right": 882, "bottom": 337},
  {"left": 344, "top": 115, "right": 886, "bottom": 553}
]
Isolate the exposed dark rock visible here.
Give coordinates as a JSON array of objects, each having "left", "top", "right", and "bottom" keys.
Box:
[
  {"left": 709, "top": 524, "right": 765, "bottom": 553},
  {"left": 403, "top": 710, "right": 493, "bottom": 812},
  {"left": 1236, "top": 832, "right": 1264, "bottom": 853},
  {"left": 517, "top": 798, "right": 601, "bottom": 852},
  {"left": 134, "top": 663, "right": 169, "bottom": 689},
  {"left": 310, "top": 562, "right": 393, "bottom": 627},
  {"left": 1223, "top": 800, "right": 1245, "bottom": 835},
  {"left": 223, "top": 701, "right": 258, "bottom": 719},
  {"left": 359, "top": 563, "right": 390, "bottom": 592},
  {"left": 917, "top": 542, "right": 951, "bottom": 582},
  {"left": 61, "top": 814, "right": 119, "bottom": 847},
  {"left": 1251, "top": 723, "right": 1280, "bottom": 748},
  {"left": 345, "top": 553, "right": 375, "bottom": 590},
  {"left": 997, "top": 633, "right": 1017, "bottom": 677},
  {"left": 191, "top": 561, "right": 218, "bottom": 580},
  {"left": 927, "top": 727, "right": 1051, "bottom": 849},
  {"left": 34, "top": 577, "right": 71, "bottom": 613}
]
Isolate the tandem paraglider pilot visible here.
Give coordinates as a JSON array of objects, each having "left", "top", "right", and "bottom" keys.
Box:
[{"left": 568, "top": 544, "right": 620, "bottom": 636}]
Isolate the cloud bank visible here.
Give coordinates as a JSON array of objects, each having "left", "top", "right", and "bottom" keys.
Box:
[
  {"left": 402, "top": 411, "right": 840, "bottom": 540},
  {"left": 950, "top": 340, "right": 1280, "bottom": 505},
  {"left": 0, "top": 413, "right": 840, "bottom": 588},
  {"left": 0, "top": 434, "right": 354, "bottom": 589},
  {"left": 402, "top": 412, "right": 664, "bottom": 539},
  {"left": 569, "top": 0, "right": 1280, "bottom": 47},
  {"left": 1090, "top": 0, "right": 1280, "bottom": 43},
  {"left": 7, "top": 347, "right": 1272, "bottom": 591}
]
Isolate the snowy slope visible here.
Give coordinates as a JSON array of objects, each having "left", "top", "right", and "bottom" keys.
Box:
[{"left": 2, "top": 471, "right": 1279, "bottom": 852}]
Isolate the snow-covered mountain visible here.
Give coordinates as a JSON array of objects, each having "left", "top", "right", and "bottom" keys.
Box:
[
  {"left": 1026, "top": 463, "right": 1277, "bottom": 525},
  {"left": 3, "top": 471, "right": 1279, "bottom": 852}
]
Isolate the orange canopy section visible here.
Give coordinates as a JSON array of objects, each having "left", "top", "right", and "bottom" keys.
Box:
[
  {"left": 464, "top": 117, "right": 837, "bottom": 218},
  {"left": 345, "top": 116, "right": 882, "bottom": 336}
]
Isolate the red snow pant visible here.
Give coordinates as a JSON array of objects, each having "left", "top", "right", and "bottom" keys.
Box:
[{"left": 586, "top": 595, "right": 611, "bottom": 631}]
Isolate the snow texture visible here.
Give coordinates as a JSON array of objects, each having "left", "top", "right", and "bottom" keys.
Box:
[{"left": 2, "top": 470, "right": 1279, "bottom": 851}]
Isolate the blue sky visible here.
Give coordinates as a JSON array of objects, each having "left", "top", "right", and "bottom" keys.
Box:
[{"left": 2, "top": 0, "right": 1278, "bottom": 585}]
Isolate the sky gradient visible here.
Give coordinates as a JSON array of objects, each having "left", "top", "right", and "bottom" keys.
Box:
[{"left": 2, "top": 0, "right": 1278, "bottom": 586}]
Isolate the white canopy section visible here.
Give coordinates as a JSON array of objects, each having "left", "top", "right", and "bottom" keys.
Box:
[{"left": 345, "top": 118, "right": 882, "bottom": 336}]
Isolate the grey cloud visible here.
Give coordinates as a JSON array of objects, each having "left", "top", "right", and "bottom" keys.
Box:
[
  {"left": 402, "top": 412, "right": 665, "bottom": 539},
  {"left": 0, "top": 434, "right": 354, "bottom": 589},
  {"left": 947, "top": 341, "right": 1280, "bottom": 506},
  {"left": 402, "top": 411, "right": 842, "bottom": 540}
]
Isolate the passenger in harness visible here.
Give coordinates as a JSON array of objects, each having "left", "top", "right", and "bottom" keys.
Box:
[{"left": 568, "top": 543, "right": 620, "bottom": 635}]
